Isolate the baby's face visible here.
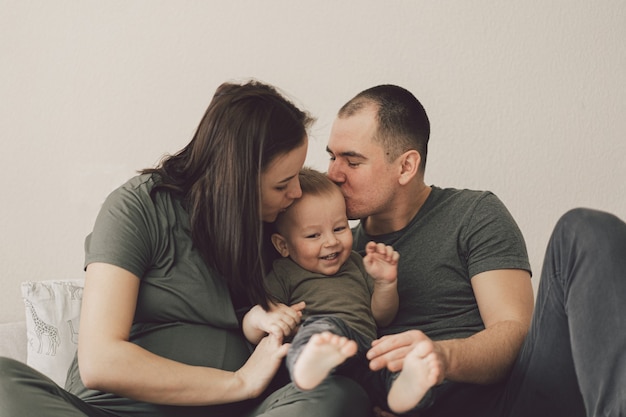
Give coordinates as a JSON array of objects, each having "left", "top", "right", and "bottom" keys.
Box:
[{"left": 280, "top": 190, "right": 352, "bottom": 276}]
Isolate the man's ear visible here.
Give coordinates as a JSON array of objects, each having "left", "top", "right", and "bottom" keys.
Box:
[
  {"left": 398, "top": 150, "right": 421, "bottom": 185},
  {"left": 271, "top": 233, "right": 290, "bottom": 257}
]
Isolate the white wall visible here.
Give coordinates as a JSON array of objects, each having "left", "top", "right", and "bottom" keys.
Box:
[{"left": 2, "top": 0, "right": 625, "bottom": 323}]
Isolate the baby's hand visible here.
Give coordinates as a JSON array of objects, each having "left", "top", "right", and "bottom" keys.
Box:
[
  {"left": 256, "top": 301, "right": 305, "bottom": 338},
  {"left": 363, "top": 241, "right": 399, "bottom": 284}
]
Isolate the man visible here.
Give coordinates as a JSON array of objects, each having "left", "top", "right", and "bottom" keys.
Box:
[{"left": 326, "top": 85, "right": 626, "bottom": 416}]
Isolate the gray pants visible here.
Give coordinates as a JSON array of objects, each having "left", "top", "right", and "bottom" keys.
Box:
[
  {"left": 502, "top": 208, "right": 626, "bottom": 417},
  {"left": 285, "top": 315, "right": 373, "bottom": 383},
  {"left": 0, "top": 357, "right": 371, "bottom": 417},
  {"left": 410, "top": 209, "right": 626, "bottom": 417}
]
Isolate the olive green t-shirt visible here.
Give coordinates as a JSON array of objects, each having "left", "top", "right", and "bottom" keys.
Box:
[
  {"left": 84, "top": 174, "right": 239, "bottom": 331},
  {"left": 265, "top": 252, "right": 377, "bottom": 340},
  {"left": 353, "top": 186, "right": 531, "bottom": 341},
  {"left": 66, "top": 174, "right": 253, "bottom": 416}
]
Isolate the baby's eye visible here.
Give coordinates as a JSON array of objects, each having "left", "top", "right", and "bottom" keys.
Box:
[
  {"left": 334, "top": 226, "right": 347, "bottom": 233},
  {"left": 305, "top": 233, "right": 320, "bottom": 239}
]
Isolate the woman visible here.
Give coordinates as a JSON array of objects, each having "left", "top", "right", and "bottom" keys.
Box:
[{"left": 0, "top": 80, "right": 370, "bottom": 416}]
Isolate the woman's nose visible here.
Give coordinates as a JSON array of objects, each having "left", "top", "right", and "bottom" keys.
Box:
[{"left": 287, "top": 178, "right": 302, "bottom": 199}]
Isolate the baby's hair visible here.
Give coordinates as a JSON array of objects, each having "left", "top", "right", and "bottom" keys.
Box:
[
  {"left": 273, "top": 167, "right": 340, "bottom": 236},
  {"left": 298, "top": 167, "right": 339, "bottom": 197}
]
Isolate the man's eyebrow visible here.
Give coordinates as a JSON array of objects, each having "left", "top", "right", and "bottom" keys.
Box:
[{"left": 325, "top": 146, "right": 366, "bottom": 159}]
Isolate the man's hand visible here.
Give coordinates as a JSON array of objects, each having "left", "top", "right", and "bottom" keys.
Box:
[
  {"left": 367, "top": 330, "right": 446, "bottom": 381},
  {"left": 368, "top": 331, "right": 445, "bottom": 416}
]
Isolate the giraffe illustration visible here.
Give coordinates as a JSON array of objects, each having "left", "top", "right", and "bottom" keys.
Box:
[
  {"left": 66, "top": 284, "right": 83, "bottom": 301},
  {"left": 67, "top": 318, "right": 79, "bottom": 344},
  {"left": 23, "top": 299, "right": 60, "bottom": 355}
]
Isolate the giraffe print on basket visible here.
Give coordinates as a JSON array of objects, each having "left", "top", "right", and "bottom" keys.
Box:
[{"left": 24, "top": 299, "right": 60, "bottom": 356}]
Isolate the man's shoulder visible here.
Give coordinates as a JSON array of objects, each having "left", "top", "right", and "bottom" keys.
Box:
[
  {"left": 429, "top": 185, "right": 505, "bottom": 214},
  {"left": 431, "top": 185, "right": 494, "bottom": 202}
]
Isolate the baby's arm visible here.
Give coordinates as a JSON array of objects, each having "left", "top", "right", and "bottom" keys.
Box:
[
  {"left": 242, "top": 301, "right": 305, "bottom": 344},
  {"left": 363, "top": 241, "right": 400, "bottom": 327}
]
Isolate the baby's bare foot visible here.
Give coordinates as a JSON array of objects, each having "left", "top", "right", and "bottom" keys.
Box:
[
  {"left": 387, "top": 347, "right": 440, "bottom": 414},
  {"left": 292, "top": 331, "right": 357, "bottom": 390}
]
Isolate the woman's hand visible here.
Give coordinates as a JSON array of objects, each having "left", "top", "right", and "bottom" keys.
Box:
[{"left": 235, "top": 333, "right": 290, "bottom": 399}]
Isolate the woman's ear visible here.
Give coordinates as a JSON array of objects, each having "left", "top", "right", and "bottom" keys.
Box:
[
  {"left": 271, "top": 233, "right": 290, "bottom": 257},
  {"left": 398, "top": 150, "right": 420, "bottom": 185}
]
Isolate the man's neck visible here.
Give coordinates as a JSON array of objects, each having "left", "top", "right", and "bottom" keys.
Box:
[{"left": 363, "top": 182, "right": 432, "bottom": 236}]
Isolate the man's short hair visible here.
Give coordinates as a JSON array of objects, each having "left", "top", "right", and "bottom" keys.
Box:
[{"left": 338, "top": 85, "right": 430, "bottom": 171}]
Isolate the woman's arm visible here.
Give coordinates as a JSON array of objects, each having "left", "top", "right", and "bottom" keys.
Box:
[{"left": 78, "top": 262, "right": 288, "bottom": 405}]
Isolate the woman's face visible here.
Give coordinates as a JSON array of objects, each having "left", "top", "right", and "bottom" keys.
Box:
[{"left": 260, "top": 136, "right": 308, "bottom": 222}]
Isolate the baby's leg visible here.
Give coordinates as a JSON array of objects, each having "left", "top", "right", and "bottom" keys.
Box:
[
  {"left": 387, "top": 347, "right": 439, "bottom": 414},
  {"left": 292, "top": 331, "right": 358, "bottom": 390}
]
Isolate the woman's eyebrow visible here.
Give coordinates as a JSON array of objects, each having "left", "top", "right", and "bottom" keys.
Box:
[{"left": 278, "top": 174, "right": 297, "bottom": 184}]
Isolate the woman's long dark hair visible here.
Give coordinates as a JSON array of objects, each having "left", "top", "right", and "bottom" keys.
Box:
[{"left": 143, "top": 80, "right": 313, "bottom": 308}]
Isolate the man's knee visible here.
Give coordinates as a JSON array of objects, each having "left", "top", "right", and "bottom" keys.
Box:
[
  {"left": 558, "top": 208, "right": 622, "bottom": 236},
  {"left": 555, "top": 208, "right": 626, "bottom": 254}
]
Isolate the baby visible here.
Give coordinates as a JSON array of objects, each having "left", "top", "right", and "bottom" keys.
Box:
[{"left": 244, "top": 167, "right": 438, "bottom": 413}]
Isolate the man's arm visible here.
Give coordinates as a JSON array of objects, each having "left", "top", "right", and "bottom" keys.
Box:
[
  {"left": 368, "top": 268, "right": 533, "bottom": 385},
  {"left": 438, "top": 268, "right": 533, "bottom": 383}
]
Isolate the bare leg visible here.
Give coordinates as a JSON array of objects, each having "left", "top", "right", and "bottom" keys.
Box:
[
  {"left": 387, "top": 347, "right": 440, "bottom": 414},
  {"left": 292, "top": 331, "right": 358, "bottom": 390}
]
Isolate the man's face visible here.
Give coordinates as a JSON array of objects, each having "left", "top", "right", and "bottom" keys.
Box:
[{"left": 326, "top": 106, "right": 400, "bottom": 220}]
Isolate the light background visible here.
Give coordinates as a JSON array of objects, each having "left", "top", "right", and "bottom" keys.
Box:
[{"left": 2, "top": 1, "right": 625, "bottom": 322}]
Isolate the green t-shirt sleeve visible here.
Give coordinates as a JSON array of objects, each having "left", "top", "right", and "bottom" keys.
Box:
[
  {"left": 462, "top": 192, "right": 531, "bottom": 279},
  {"left": 350, "top": 251, "right": 374, "bottom": 295},
  {"left": 84, "top": 180, "right": 156, "bottom": 278},
  {"left": 264, "top": 262, "right": 291, "bottom": 305}
]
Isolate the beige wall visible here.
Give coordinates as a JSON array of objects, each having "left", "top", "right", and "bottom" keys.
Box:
[{"left": 2, "top": 1, "right": 625, "bottom": 322}]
